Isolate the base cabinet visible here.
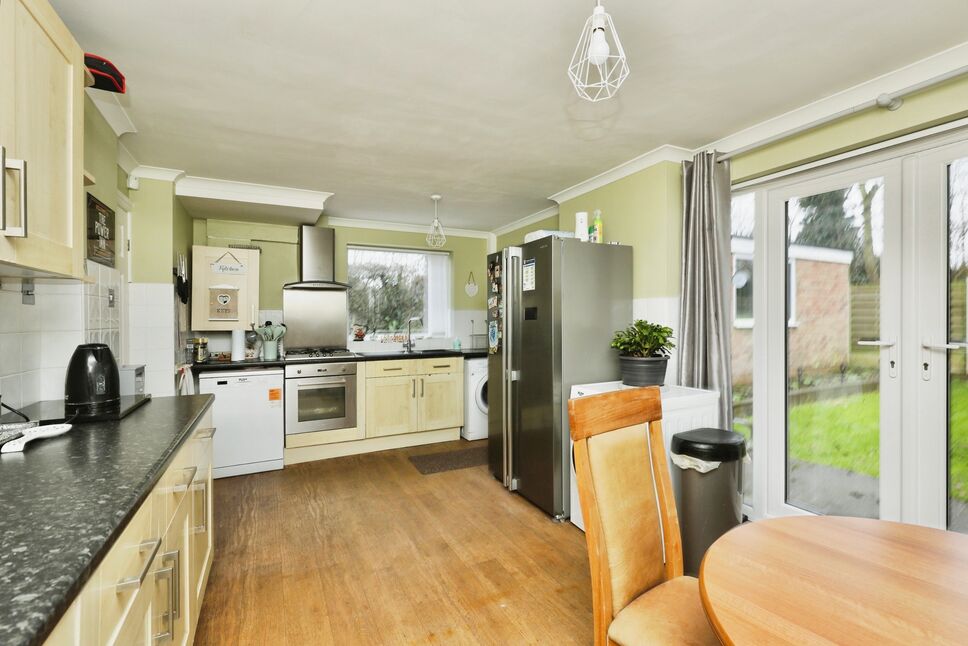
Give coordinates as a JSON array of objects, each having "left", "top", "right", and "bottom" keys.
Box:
[
  {"left": 364, "top": 358, "right": 463, "bottom": 439},
  {"left": 43, "top": 411, "right": 216, "bottom": 645}
]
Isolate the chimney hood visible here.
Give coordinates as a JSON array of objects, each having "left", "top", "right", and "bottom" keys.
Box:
[{"left": 284, "top": 226, "right": 350, "bottom": 290}]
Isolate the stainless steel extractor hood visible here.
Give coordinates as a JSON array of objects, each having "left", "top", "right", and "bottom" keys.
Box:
[{"left": 284, "top": 225, "right": 350, "bottom": 289}]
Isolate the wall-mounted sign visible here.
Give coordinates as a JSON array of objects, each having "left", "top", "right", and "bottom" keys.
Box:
[
  {"left": 208, "top": 285, "right": 240, "bottom": 321},
  {"left": 210, "top": 251, "right": 246, "bottom": 275},
  {"left": 86, "top": 193, "right": 115, "bottom": 268}
]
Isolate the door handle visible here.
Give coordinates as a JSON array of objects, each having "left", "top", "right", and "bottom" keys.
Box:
[
  {"left": 1, "top": 156, "right": 26, "bottom": 238},
  {"left": 153, "top": 565, "right": 175, "bottom": 643},
  {"left": 858, "top": 339, "right": 897, "bottom": 378},
  {"left": 412, "top": 378, "right": 416, "bottom": 398},
  {"left": 922, "top": 341, "right": 968, "bottom": 351},
  {"left": 421, "top": 377, "right": 425, "bottom": 397},
  {"left": 192, "top": 479, "right": 208, "bottom": 534},
  {"left": 162, "top": 549, "right": 181, "bottom": 619},
  {"left": 115, "top": 537, "right": 162, "bottom": 592},
  {"left": 856, "top": 340, "right": 895, "bottom": 347}
]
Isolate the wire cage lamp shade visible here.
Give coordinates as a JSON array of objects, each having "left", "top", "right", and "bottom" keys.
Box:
[
  {"left": 567, "top": 1, "right": 629, "bottom": 102},
  {"left": 426, "top": 194, "right": 446, "bottom": 248}
]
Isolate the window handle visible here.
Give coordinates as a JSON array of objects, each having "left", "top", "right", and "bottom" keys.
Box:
[{"left": 856, "top": 339, "right": 895, "bottom": 347}]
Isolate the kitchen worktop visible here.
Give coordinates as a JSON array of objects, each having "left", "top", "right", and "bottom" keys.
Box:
[
  {"left": 191, "top": 348, "right": 487, "bottom": 372},
  {"left": 0, "top": 395, "right": 214, "bottom": 646}
]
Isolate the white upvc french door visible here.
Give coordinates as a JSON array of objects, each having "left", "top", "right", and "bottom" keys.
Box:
[
  {"left": 913, "top": 139, "right": 968, "bottom": 532},
  {"left": 744, "top": 128, "right": 968, "bottom": 532},
  {"left": 758, "top": 161, "right": 904, "bottom": 520}
]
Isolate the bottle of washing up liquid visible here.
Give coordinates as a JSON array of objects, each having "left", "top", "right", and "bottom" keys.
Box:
[{"left": 592, "top": 210, "right": 604, "bottom": 243}]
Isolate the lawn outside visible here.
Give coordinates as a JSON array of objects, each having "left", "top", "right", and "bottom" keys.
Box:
[{"left": 733, "top": 378, "right": 968, "bottom": 503}]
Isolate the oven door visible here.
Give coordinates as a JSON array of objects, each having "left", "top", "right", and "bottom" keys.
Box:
[{"left": 285, "top": 375, "right": 357, "bottom": 434}]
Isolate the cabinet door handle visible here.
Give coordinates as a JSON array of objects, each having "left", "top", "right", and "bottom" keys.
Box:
[
  {"left": 162, "top": 549, "right": 181, "bottom": 619},
  {"left": 171, "top": 465, "right": 198, "bottom": 494},
  {"left": 412, "top": 378, "right": 416, "bottom": 398},
  {"left": 421, "top": 377, "right": 425, "bottom": 397},
  {"left": 192, "top": 479, "right": 208, "bottom": 534},
  {"left": 432, "top": 364, "right": 449, "bottom": 369},
  {"left": 383, "top": 367, "right": 403, "bottom": 372},
  {"left": 194, "top": 427, "right": 216, "bottom": 440},
  {"left": 153, "top": 565, "right": 175, "bottom": 643},
  {"left": 115, "top": 537, "right": 162, "bottom": 592},
  {"left": 1, "top": 156, "right": 26, "bottom": 238}
]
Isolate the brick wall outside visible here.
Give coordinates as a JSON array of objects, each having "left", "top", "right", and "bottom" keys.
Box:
[{"left": 730, "top": 257, "right": 850, "bottom": 384}]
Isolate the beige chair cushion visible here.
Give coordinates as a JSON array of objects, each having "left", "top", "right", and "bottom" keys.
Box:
[
  {"left": 607, "top": 576, "right": 719, "bottom": 646},
  {"left": 586, "top": 423, "right": 666, "bottom": 614}
]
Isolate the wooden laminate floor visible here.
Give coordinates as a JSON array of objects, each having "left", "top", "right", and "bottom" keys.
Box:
[{"left": 194, "top": 440, "right": 593, "bottom": 645}]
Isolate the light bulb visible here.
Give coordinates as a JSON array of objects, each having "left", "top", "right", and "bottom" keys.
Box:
[{"left": 587, "top": 27, "right": 610, "bottom": 67}]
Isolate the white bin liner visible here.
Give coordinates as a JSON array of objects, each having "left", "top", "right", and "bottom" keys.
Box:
[{"left": 671, "top": 452, "right": 721, "bottom": 473}]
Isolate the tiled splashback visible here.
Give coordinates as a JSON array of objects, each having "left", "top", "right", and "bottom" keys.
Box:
[
  {"left": 128, "top": 283, "right": 176, "bottom": 397},
  {"left": 84, "top": 261, "right": 122, "bottom": 358},
  {"left": 0, "top": 280, "right": 85, "bottom": 409}
]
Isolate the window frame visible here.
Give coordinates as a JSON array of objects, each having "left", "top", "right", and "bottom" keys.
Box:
[{"left": 346, "top": 244, "right": 453, "bottom": 340}]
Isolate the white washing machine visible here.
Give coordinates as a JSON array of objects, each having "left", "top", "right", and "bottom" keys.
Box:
[{"left": 462, "top": 358, "right": 488, "bottom": 440}]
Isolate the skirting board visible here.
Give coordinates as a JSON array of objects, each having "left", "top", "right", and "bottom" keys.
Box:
[
  {"left": 284, "top": 428, "right": 461, "bottom": 464},
  {"left": 214, "top": 459, "right": 284, "bottom": 479}
]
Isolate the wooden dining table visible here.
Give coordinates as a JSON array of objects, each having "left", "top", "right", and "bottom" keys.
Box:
[{"left": 699, "top": 515, "right": 968, "bottom": 645}]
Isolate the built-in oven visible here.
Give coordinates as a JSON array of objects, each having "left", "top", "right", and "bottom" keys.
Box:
[{"left": 284, "top": 362, "right": 357, "bottom": 435}]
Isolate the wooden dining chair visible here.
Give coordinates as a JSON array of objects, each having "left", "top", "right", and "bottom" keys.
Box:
[{"left": 568, "top": 387, "right": 718, "bottom": 646}]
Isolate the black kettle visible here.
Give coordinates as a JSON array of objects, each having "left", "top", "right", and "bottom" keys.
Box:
[{"left": 65, "top": 344, "right": 121, "bottom": 418}]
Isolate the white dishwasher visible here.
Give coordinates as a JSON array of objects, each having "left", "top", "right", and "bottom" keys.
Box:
[{"left": 198, "top": 369, "right": 285, "bottom": 478}]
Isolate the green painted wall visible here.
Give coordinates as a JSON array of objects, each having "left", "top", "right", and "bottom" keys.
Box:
[
  {"left": 172, "top": 197, "right": 193, "bottom": 273},
  {"left": 197, "top": 218, "right": 488, "bottom": 312},
  {"left": 495, "top": 213, "right": 559, "bottom": 250},
  {"left": 130, "top": 179, "right": 175, "bottom": 283},
  {"left": 732, "top": 75, "right": 968, "bottom": 182},
  {"left": 83, "top": 96, "right": 118, "bottom": 215},
  {"left": 556, "top": 161, "right": 682, "bottom": 299}
]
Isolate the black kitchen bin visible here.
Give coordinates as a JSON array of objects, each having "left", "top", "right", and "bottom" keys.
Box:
[{"left": 670, "top": 428, "right": 746, "bottom": 576}]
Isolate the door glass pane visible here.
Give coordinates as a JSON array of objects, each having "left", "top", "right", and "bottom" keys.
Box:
[
  {"left": 948, "top": 158, "right": 968, "bottom": 533},
  {"left": 785, "top": 178, "right": 884, "bottom": 517},
  {"left": 298, "top": 386, "right": 346, "bottom": 422},
  {"left": 730, "top": 193, "right": 754, "bottom": 507}
]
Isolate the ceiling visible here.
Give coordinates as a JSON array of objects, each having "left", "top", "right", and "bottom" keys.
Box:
[{"left": 53, "top": 0, "right": 968, "bottom": 231}]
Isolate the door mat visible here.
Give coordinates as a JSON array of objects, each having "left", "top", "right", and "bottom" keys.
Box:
[{"left": 408, "top": 446, "right": 488, "bottom": 475}]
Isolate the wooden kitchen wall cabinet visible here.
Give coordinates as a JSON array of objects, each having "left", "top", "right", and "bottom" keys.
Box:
[
  {"left": 0, "top": 0, "right": 86, "bottom": 278},
  {"left": 191, "top": 245, "right": 260, "bottom": 331}
]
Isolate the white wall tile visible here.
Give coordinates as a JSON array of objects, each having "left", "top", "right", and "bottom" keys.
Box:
[{"left": 0, "top": 374, "right": 23, "bottom": 409}]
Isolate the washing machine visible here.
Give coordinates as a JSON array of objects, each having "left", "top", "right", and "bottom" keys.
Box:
[{"left": 462, "top": 358, "right": 488, "bottom": 440}]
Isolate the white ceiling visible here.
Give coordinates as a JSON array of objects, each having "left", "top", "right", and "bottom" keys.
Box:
[{"left": 53, "top": 0, "right": 968, "bottom": 231}]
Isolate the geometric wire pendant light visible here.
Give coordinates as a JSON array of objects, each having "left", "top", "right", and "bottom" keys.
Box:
[
  {"left": 567, "top": 0, "right": 630, "bottom": 102},
  {"left": 426, "top": 194, "right": 447, "bottom": 248}
]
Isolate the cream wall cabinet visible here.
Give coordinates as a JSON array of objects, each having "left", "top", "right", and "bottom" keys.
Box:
[
  {"left": 191, "top": 245, "right": 260, "bottom": 331},
  {"left": 44, "top": 411, "right": 215, "bottom": 646},
  {"left": 365, "top": 358, "right": 464, "bottom": 439},
  {"left": 0, "top": 0, "right": 85, "bottom": 278}
]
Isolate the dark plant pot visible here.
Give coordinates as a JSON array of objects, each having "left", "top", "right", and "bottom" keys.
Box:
[{"left": 619, "top": 355, "right": 669, "bottom": 387}]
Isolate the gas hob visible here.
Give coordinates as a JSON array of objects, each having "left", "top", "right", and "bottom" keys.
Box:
[{"left": 283, "top": 348, "right": 356, "bottom": 362}]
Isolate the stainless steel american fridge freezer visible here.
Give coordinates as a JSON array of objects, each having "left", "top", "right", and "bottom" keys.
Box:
[{"left": 486, "top": 237, "right": 632, "bottom": 519}]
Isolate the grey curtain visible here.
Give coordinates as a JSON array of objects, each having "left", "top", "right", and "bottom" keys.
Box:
[{"left": 679, "top": 151, "right": 733, "bottom": 429}]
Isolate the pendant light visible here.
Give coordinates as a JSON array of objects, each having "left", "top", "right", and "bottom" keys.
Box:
[
  {"left": 567, "top": 1, "right": 629, "bottom": 102},
  {"left": 426, "top": 194, "right": 446, "bottom": 248}
]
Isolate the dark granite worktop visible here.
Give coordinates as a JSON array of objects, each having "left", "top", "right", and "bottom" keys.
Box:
[
  {"left": 0, "top": 395, "right": 214, "bottom": 646},
  {"left": 191, "top": 348, "right": 488, "bottom": 373}
]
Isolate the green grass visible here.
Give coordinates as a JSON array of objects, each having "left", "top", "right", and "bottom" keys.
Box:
[{"left": 734, "top": 379, "right": 968, "bottom": 502}]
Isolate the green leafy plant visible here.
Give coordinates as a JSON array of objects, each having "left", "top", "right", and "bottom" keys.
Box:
[{"left": 610, "top": 320, "right": 675, "bottom": 358}]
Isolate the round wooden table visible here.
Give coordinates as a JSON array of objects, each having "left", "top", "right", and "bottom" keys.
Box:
[{"left": 699, "top": 516, "right": 968, "bottom": 645}]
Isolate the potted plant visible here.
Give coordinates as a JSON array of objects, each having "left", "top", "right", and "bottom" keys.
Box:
[{"left": 610, "top": 320, "right": 675, "bottom": 387}]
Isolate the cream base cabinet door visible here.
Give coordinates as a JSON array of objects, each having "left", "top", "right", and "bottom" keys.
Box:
[
  {"left": 365, "top": 375, "right": 418, "bottom": 438},
  {"left": 0, "top": 0, "right": 85, "bottom": 278},
  {"left": 417, "top": 373, "right": 463, "bottom": 432}
]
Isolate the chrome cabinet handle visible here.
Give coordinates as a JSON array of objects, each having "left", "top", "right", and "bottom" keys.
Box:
[
  {"left": 412, "top": 378, "right": 416, "bottom": 398},
  {"left": 383, "top": 367, "right": 403, "bottom": 371},
  {"left": 162, "top": 549, "right": 181, "bottom": 619},
  {"left": 115, "top": 537, "right": 162, "bottom": 593},
  {"left": 194, "top": 427, "right": 216, "bottom": 440},
  {"left": 192, "top": 479, "right": 208, "bottom": 534},
  {"left": 1, "top": 156, "right": 26, "bottom": 238},
  {"left": 153, "top": 565, "right": 175, "bottom": 643},
  {"left": 171, "top": 466, "right": 198, "bottom": 494},
  {"left": 432, "top": 364, "right": 450, "bottom": 369},
  {"left": 421, "top": 377, "right": 425, "bottom": 397}
]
